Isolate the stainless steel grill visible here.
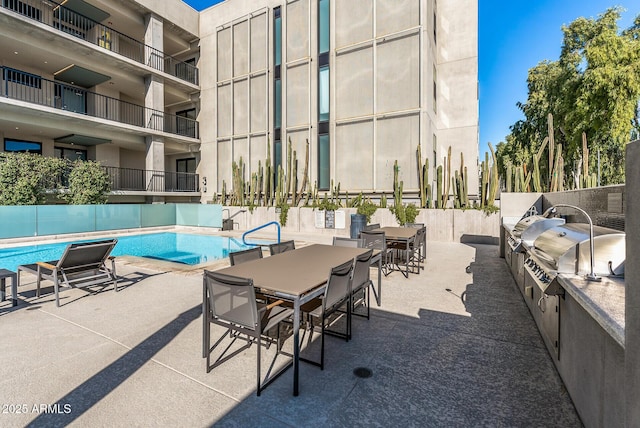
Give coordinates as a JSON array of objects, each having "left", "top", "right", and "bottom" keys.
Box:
[
  {"left": 508, "top": 215, "right": 566, "bottom": 252},
  {"left": 505, "top": 215, "right": 565, "bottom": 290},
  {"left": 525, "top": 223, "right": 625, "bottom": 295}
]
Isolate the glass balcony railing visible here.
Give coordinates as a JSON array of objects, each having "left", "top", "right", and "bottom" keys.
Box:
[
  {"left": 1, "top": 0, "right": 199, "bottom": 85},
  {"left": 1, "top": 67, "right": 199, "bottom": 138}
]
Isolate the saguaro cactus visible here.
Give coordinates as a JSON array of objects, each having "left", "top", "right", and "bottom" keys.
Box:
[
  {"left": 416, "top": 144, "right": 430, "bottom": 208},
  {"left": 436, "top": 165, "right": 443, "bottom": 209}
]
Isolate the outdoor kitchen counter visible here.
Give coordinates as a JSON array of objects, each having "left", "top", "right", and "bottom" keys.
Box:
[{"left": 557, "top": 274, "right": 625, "bottom": 348}]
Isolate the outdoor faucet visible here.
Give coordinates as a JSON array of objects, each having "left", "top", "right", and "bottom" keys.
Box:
[{"left": 545, "top": 204, "right": 601, "bottom": 282}]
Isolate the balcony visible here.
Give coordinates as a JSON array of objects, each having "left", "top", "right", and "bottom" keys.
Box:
[
  {"left": 0, "top": 0, "right": 198, "bottom": 85},
  {"left": 103, "top": 166, "right": 199, "bottom": 193},
  {"left": 1, "top": 67, "right": 199, "bottom": 139}
]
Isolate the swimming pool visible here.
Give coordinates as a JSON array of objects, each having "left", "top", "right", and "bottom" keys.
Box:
[{"left": 0, "top": 233, "right": 263, "bottom": 271}]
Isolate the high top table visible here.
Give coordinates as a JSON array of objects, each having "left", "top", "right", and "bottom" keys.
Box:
[
  {"left": 204, "top": 244, "right": 369, "bottom": 396},
  {"left": 371, "top": 227, "right": 417, "bottom": 278}
]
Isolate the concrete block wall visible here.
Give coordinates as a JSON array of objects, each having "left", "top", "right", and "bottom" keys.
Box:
[
  {"left": 222, "top": 206, "right": 499, "bottom": 243},
  {"left": 542, "top": 185, "right": 625, "bottom": 231},
  {"left": 626, "top": 139, "right": 640, "bottom": 426}
]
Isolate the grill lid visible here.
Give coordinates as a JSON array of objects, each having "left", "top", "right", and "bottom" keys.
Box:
[
  {"left": 508, "top": 215, "right": 565, "bottom": 253},
  {"left": 533, "top": 224, "right": 625, "bottom": 276}
]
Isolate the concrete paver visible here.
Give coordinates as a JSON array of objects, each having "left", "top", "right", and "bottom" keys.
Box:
[{"left": 0, "top": 238, "right": 581, "bottom": 427}]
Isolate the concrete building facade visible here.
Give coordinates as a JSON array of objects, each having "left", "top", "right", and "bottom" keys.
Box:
[
  {"left": 0, "top": 0, "right": 478, "bottom": 202},
  {"left": 199, "top": 0, "right": 479, "bottom": 200}
]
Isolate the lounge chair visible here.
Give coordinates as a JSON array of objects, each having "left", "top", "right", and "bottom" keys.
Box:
[{"left": 17, "top": 239, "right": 118, "bottom": 307}]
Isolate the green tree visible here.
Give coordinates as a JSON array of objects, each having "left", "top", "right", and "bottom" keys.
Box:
[
  {"left": 498, "top": 7, "right": 640, "bottom": 187},
  {"left": 61, "top": 160, "right": 111, "bottom": 205},
  {"left": 0, "top": 152, "right": 65, "bottom": 205}
]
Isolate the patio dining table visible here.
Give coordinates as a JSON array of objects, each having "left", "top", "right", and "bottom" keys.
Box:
[
  {"left": 203, "top": 244, "right": 369, "bottom": 396},
  {"left": 371, "top": 227, "right": 417, "bottom": 278}
]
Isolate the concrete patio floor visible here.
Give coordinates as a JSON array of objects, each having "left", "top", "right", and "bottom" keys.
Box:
[{"left": 0, "top": 237, "right": 582, "bottom": 427}]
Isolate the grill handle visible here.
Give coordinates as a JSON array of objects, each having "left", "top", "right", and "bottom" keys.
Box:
[{"left": 544, "top": 204, "right": 602, "bottom": 282}]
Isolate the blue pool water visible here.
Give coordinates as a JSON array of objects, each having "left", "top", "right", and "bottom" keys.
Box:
[{"left": 0, "top": 233, "right": 262, "bottom": 271}]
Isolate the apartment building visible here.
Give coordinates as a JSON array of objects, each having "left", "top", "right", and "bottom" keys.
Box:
[
  {"left": 0, "top": 0, "right": 201, "bottom": 203},
  {"left": 0, "top": 0, "right": 478, "bottom": 203}
]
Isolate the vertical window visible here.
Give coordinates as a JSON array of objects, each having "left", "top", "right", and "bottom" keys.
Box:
[
  {"left": 273, "top": 7, "right": 282, "bottom": 173},
  {"left": 317, "top": 0, "right": 330, "bottom": 190},
  {"left": 274, "top": 8, "right": 282, "bottom": 69},
  {"left": 318, "top": 0, "right": 330, "bottom": 55},
  {"left": 433, "top": 65, "right": 437, "bottom": 113},
  {"left": 318, "top": 66, "right": 329, "bottom": 122},
  {"left": 433, "top": 0, "right": 437, "bottom": 44},
  {"left": 274, "top": 79, "right": 282, "bottom": 129},
  {"left": 318, "top": 134, "right": 330, "bottom": 190}
]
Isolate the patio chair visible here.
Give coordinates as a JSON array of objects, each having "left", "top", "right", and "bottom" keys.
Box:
[
  {"left": 360, "top": 230, "right": 393, "bottom": 276},
  {"left": 16, "top": 239, "right": 118, "bottom": 307},
  {"left": 203, "top": 270, "right": 293, "bottom": 396},
  {"left": 301, "top": 259, "right": 354, "bottom": 370},
  {"left": 351, "top": 249, "right": 373, "bottom": 320},
  {"left": 332, "top": 237, "right": 363, "bottom": 248},
  {"left": 229, "top": 246, "right": 263, "bottom": 266},
  {"left": 406, "top": 223, "right": 427, "bottom": 264},
  {"left": 407, "top": 225, "right": 426, "bottom": 272},
  {"left": 362, "top": 223, "right": 380, "bottom": 233},
  {"left": 268, "top": 240, "right": 295, "bottom": 255}
]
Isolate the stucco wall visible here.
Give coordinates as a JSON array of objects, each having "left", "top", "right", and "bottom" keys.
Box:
[{"left": 222, "top": 206, "right": 499, "bottom": 243}]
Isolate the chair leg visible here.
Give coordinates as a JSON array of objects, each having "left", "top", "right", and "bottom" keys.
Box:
[
  {"left": 112, "top": 259, "right": 118, "bottom": 292},
  {"left": 320, "top": 320, "right": 325, "bottom": 371},
  {"left": 54, "top": 277, "right": 60, "bottom": 307},
  {"left": 366, "top": 280, "right": 371, "bottom": 320},
  {"left": 256, "top": 335, "right": 262, "bottom": 396},
  {"left": 36, "top": 273, "right": 41, "bottom": 298},
  {"left": 347, "top": 296, "right": 352, "bottom": 341}
]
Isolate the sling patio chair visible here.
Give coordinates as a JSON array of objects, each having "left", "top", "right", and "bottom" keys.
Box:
[
  {"left": 406, "top": 222, "right": 427, "bottom": 266},
  {"left": 300, "top": 259, "right": 354, "bottom": 370},
  {"left": 17, "top": 238, "right": 118, "bottom": 307},
  {"left": 268, "top": 240, "right": 296, "bottom": 255},
  {"left": 360, "top": 230, "right": 393, "bottom": 277},
  {"left": 351, "top": 249, "right": 373, "bottom": 320},
  {"left": 332, "top": 237, "right": 363, "bottom": 248},
  {"left": 203, "top": 270, "right": 293, "bottom": 396},
  {"left": 229, "top": 246, "right": 263, "bottom": 266}
]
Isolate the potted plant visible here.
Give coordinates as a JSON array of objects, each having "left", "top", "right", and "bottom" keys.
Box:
[{"left": 356, "top": 198, "right": 378, "bottom": 223}]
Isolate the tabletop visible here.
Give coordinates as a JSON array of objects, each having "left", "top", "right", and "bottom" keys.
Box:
[
  {"left": 214, "top": 244, "right": 369, "bottom": 297},
  {"left": 371, "top": 227, "right": 417, "bottom": 240}
]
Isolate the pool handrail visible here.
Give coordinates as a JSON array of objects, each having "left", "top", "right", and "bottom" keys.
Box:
[{"left": 242, "top": 221, "right": 281, "bottom": 247}]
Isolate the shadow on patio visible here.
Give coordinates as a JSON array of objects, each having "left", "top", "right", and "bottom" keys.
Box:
[{"left": 0, "top": 243, "right": 582, "bottom": 427}]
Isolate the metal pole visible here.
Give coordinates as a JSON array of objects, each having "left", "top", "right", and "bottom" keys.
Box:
[{"left": 597, "top": 149, "right": 601, "bottom": 187}]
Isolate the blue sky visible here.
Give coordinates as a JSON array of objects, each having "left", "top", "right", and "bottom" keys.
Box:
[{"left": 182, "top": 0, "right": 638, "bottom": 158}]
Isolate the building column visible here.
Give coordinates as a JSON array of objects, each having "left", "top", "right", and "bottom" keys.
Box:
[
  {"left": 626, "top": 139, "right": 640, "bottom": 426},
  {"left": 144, "top": 14, "right": 165, "bottom": 203},
  {"left": 144, "top": 13, "right": 164, "bottom": 71}
]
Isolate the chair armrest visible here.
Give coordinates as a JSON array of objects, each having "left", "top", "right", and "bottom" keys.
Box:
[
  {"left": 265, "top": 299, "right": 285, "bottom": 310},
  {"left": 36, "top": 261, "right": 56, "bottom": 270}
]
